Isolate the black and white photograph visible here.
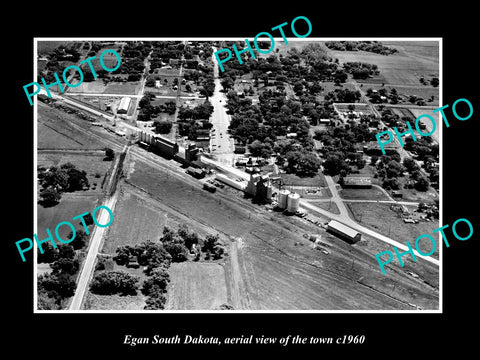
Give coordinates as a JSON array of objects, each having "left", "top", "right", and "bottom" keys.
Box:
[
  {"left": 6, "top": 5, "right": 478, "bottom": 357},
  {"left": 33, "top": 38, "right": 441, "bottom": 312}
]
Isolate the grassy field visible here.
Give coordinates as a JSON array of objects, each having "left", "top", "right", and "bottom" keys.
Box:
[
  {"left": 165, "top": 262, "right": 228, "bottom": 310},
  {"left": 279, "top": 172, "right": 327, "bottom": 187},
  {"left": 339, "top": 186, "right": 391, "bottom": 200},
  {"left": 38, "top": 103, "right": 108, "bottom": 150},
  {"left": 104, "top": 82, "right": 141, "bottom": 95},
  {"left": 37, "top": 151, "right": 114, "bottom": 193},
  {"left": 37, "top": 41, "right": 72, "bottom": 54},
  {"left": 346, "top": 202, "right": 440, "bottom": 259},
  {"left": 327, "top": 42, "right": 439, "bottom": 86},
  {"left": 37, "top": 195, "right": 100, "bottom": 243},
  {"left": 101, "top": 190, "right": 169, "bottom": 254},
  {"left": 308, "top": 200, "right": 340, "bottom": 214},
  {"left": 83, "top": 292, "right": 146, "bottom": 310}
]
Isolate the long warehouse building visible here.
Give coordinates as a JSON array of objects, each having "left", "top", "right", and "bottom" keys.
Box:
[{"left": 326, "top": 220, "right": 361, "bottom": 244}]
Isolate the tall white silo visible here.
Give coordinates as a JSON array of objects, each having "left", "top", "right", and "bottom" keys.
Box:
[
  {"left": 287, "top": 192, "right": 300, "bottom": 213},
  {"left": 278, "top": 189, "right": 290, "bottom": 210}
]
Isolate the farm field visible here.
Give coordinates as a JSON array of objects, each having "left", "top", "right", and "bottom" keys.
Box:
[
  {"left": 326, "top": 41, "right": 439, "bottom": 86},
  {"left": 165, "top": 262, "right": 228, "bottom": 310},
  {"left": 100, "top": 189, "right": 169, "bottom": 254},
  {"left": 124, "top": 157, "right": 438, "bottom": 309},
  {"left": 345, "top": 202, "right": 439, "bottom": 260}
]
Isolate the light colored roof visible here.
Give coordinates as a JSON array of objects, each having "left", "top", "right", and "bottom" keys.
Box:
[
  {"left": 344, "top": 176, "right": 371, "bottom": 185},
  {"left": 118, "top": 97, "right": 131, "bottom": 111},
  {"left": 327, "top": 220, "right": 359, "bottom": 239}
]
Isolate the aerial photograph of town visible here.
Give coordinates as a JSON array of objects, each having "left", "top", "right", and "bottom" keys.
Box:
[{"left": 35, "top": 38, "right": 440, "bottom": 311}]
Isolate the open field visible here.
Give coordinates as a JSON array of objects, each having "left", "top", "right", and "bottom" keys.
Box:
[
  {"left": 37, "top": 195, "right": 100, "bottom": 242},
  {"left": 327, "top": 42, "right": 439, "bottom": 86},
  {"left": 37, "top": 151, "right": 114, "bottom": 193},
  {"left": 67, "top": 81, "right": 141, "bottom": 95},
  {"left": 383, "top": 41, "right": 439, "bottom": 61},
  {"left": 339, "top": 186, "right": 391, "bottom": 201},
  {"left": 101, "top": 189, "right": 168, "bottom": 254},
  {"left": 308, "top": 200, "right": 340, "bottom": 214},
  {"left": 165, "top": 262, "right": 228, "bottom": 310},
  {"left": 124, "top": 156, "right": 438, "bottom": 309},
  {"left": 279, "top": 172, "right": 327, "bottom": 187},
  {"left": 346, "top": 202, "right": 439, "bottom": 260},
  {"left": 83, "top": 292, "right": 146, "bottom": 310},
  {"left": 37, "top": 41, "right": 73, "bottom": 54},
  {"left": 38, "top": 103, "right": 108, "bottom": 149},
  {"left": 105, "top": 82, "right": 141, "bottom": 95}
]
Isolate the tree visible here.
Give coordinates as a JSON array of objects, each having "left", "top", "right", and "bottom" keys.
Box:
[
  {"left": 58, "top": 244, "right": 75, "bottom": 260},
  {"left": 68, "top": 229, "right": 87, "bottom": 250},
  {"left": 385, "top": 160, "right": 404, "bottom": 178},
  {"left": 38, "top": 272, "right": 76, "bottom": 299},
  {"left": 144, "top": 291, "right": 167, "bottom": 310},
  {"left": 37, "top": 243, "right": 58, "bottom": 263},
  {"left": 64, "top": 167, "right": 89, "bottom": 191},
  {"left": 141, "top": 268, "right": 170, "bottom": 296},
  {"left": 202, "top": 234, "right": 224, "bottom": 260},
  {"left": 430, "top": 77, "right": 439, "bottom": 87},
  {"left": 39, "top": 187, "right": 61, "bottom": 207},
  {"left": 104, "top": 147, "right": 115, "bottom": 161},
  {"left": 37, "top": 290, "right": 61, "bottom": 310},
  {"left": 414, "top": 175, "right": 430, "bottom": 191},
  {"left": 50, "top": 258, "right": 79, "bottom": 275},
  {"left": 163, "top": 242, "right": 188, "bottom": 262},
  {"left": 403, "top": 157, "right": 419, "bottom": 173},
  {"left": 153, "top": 121, "right": 173, "bottom": 134},
  {"left": 322, "top": 153, "right": 349, "bottom": 176},
  {"left": 220, "top": 77, "right": 235, "bottom": 91},
  {"left": 382, "top": 178, "right": 400, "bottom": 190},
  {"left": 90, "top": 271, "right": 139, "bottom": 295},
  {"left": 113, "top": 246, "right": 132, "bottom": 266}
]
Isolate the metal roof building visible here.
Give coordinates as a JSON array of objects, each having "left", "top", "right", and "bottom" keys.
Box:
[
  {"left": 326, "top": 220, "right": 361, "bottom": 244},
  {"left": 117, "top": 97, "right": 131, "bottom": 114}
]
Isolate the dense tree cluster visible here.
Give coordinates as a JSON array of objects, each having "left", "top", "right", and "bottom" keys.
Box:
[
  {"left": 343, "top": 62, "right": 379, "bottom": 79},
  {"left": 37, "top": 244, "right": 81, "bottom": 310},
  {"left": 325, "top": 41, "right": 398, "bottom": 55},
  {"left": 90, "top": 271, "right": 139, "bottom": 295},
  {"left": 112, "top": 41, "right": 149, "bottom": 77},
  {"left": 324, "top": 88, "right": 361, "bottom": 103},
  {"left": 137, "top": 92, "right": 177, "bottom": 121},
  {"left": 178, "top": 101, "right": 213, "bottom": 121},
  {"left": 314, "top": 123, "right": 375, "bottom": 176},
  {"left": 153, "top": 121, "right": 173, "bottom": 134},
  {"left": 38, "top": 163, "right": 89, "bottom": 207}
]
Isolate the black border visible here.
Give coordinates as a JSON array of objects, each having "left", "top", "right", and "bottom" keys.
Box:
[{"left": 7, "top": 5, "right": 479, "bottom": 356}]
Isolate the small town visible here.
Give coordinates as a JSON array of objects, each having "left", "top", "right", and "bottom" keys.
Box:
[{"left": 35, "top": 39, "right": 440, "bottom": 311}]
